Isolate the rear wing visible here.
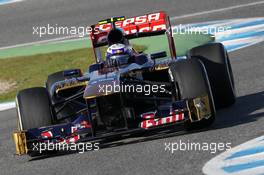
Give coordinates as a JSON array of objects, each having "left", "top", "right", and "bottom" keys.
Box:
[{"left": 90, "top": 11, "right": 176, "bottom": 62}]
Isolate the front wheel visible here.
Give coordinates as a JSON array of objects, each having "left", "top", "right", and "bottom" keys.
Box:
[
  {"left": 16, "top": 87, "right": 53, "bottom": 130},
  {"left": 188, "top": 43, "right": 236, "bottom": 108},
  {"left": 169, "top": 59, "right": 216, "bottom": 130},
  {"left": 16, "top": 87, "right": 55, "bottom": 156}
]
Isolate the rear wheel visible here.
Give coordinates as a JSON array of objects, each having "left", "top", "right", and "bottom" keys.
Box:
[
  {"left": 189, "top": 43, "right": 236, "bottom": 108},
  {"left": 46, "top": 69, "right": 82, "bottom": 97},
  {"left": 46, "top": 69, "right": 84, "bottom": 121},
  {"left": 169, "top": 59, "right": 216, "bottom": 130}
]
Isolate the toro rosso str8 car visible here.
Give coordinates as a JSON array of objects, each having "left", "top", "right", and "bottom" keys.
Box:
[{"left": 13, "top": 11, "right": 236, "bottom": 156}]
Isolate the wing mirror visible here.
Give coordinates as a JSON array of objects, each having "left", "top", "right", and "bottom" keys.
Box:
[
  {"left": 77, "top": 75, "right": 90, "bottom": 82},
  {"left": 63, "top": 69, "right": 82, "bottom": 77},
  {"left": 150, "top": 51, "right": 167, "bottom": 60}
]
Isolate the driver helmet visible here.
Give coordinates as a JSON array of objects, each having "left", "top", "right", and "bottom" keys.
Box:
[{"left": 106, "top": 43, "right": 132, "bottom": 65}]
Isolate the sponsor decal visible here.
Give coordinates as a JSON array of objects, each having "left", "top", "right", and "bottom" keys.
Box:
[
  {"left": 53, "top": 78, "right": 87, "bottom": 94},
  {"left": 39, "top": 120, "right": 91, "bottom": 144},
  {"left": 93, "top": 11, "right": 166, "bottom": 44},
  {"left": 41, "top": 131, "right": 53, "bottom": 139},
  {"left": 97, "top": 12, "right": 166, "bottom": 35},
  {"left": 140, "top": 112, "right": 184, "bottom": 129}
]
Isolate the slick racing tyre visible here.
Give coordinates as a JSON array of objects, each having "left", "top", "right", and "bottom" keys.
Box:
[
  {"left": 16, "top": 87, "right": 53, "bottom": 130},
  {"left": 188, "top": 43, "right": 236, "bottom": 108},
  {"left": 16, "top": 87, "right": 54, "bottom": 156},
  {"left": 169, "top": 59, "right": 216, "bottom": 130}
]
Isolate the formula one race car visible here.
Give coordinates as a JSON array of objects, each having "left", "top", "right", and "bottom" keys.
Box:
[{"left": 13, "top": 11, "right": 236, "bottom": 156}]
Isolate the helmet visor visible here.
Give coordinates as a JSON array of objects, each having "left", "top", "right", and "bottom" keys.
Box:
[{"left": 109, "top": 54, "right": 130, "bottom": 66}]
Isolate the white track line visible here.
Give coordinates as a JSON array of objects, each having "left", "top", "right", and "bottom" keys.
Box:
[
  {"left": 1, "top": 0, "right": 264, "bottom": 50},
  {"left": 0, "top": 0, "right": 23, "bottom": 5},
  {"left": 0, "top": 102, "right": 15, "bottom": 112},
  {"left": 203, "top": 136, "right": 264, "bottom": 175},
  {"left": 0, "top": 35, "right": 82, "bottom": 50}
]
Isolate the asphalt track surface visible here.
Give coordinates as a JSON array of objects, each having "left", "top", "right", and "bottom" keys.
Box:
[{"left": 0, "top": 0, "right": 264, "bottom": 175}]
